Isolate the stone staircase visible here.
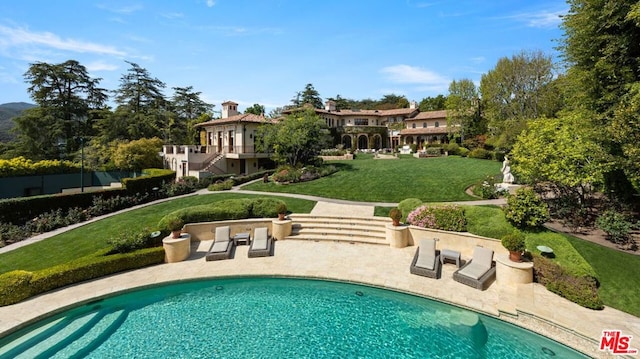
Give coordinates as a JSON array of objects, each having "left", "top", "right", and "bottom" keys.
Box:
[
  {"left": 286, "top": 214, "right": 391, "bottom": 245},
  {"left": 202, "top": 153, "right": 225, "bottom": 174}
]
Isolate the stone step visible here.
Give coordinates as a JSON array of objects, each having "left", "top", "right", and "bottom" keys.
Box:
[
  {"left": 284, "top": 233, "right": 388, "bottom": 245},
  {"left": 291, "top": 223, "right": 386, "bottom": 235},
  {"left": 291, "top": 227, "right": 386, "bottom": 238}
]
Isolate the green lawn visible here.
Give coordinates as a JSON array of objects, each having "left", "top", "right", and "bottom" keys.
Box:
[
  {"left": 0, "top": 193, "right": 316, "bottom": 274},
  {"left": 243, "top": 155, "right": 501, "bottom": 202}
]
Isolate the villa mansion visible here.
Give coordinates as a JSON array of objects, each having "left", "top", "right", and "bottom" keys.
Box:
[{"left": 162, "top": 100, "right": 456, "bottom": 179}]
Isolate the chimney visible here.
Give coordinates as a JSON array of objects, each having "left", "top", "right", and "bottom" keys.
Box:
[
  {"left": 221, "top": 101, "right": 239, "bottom": 118},
  {"left": 325, "top": 100, "right": 336, "bottom": 111},
  {"left": 409, "top": 100, "right": 417, "bottom": 109}
]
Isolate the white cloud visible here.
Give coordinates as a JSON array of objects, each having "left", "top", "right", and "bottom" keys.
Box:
[
  {"left": 0, "top": 25, "right": 127, "bottom": 56},
  {"left": 206, "top": 0, "right": 216, "bottom": 7},
  {"left": 85, "top": 61, "right": 119, "bottom": 72},
  {"left": 96, "top": 4, "right": 143, "bottom": 14},
  {"left": 380, "top": 64, "right": 449, "bottom": 86},
  {"left": 504, "top": 9, "right": 567, "bottom": 29}
]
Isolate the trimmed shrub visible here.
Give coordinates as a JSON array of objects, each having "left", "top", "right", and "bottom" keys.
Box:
[
  {"left": 504, "top": 187, "right": 550, "bottom": 229},
  {"left": 467, "top": 148, "right": 493, "bottom": 160},
  {"left": 407, "top": 205, "right": 467, "bottom": 232},
  {"left": 458, "top": 147, "right": 469, "bottom": 157},
  {"left": 474, "top": 175, "right": 507, "bottom": 199},
  {"left": 444, "top": 143, "right": 460, "bottom": 155},
  {"left": 398, "top": 198, "right": 422, "bottom": 222},
  {"left": 107, "top": 227, "right": 155, "bottom": 254},
  {"left": 251, "top": 198, "right": 286, "bottom": 218},
  {"left": 208, "top": 179, "right": 234, "bottom": 191},
  {"left": 158, "top": 198, "right": 257, "bottom": 229},
  {"left": 501, "top": 231, "right": 526, "bottom": 252},
  {"left": 0, "top": 248, "right": 165, "bottom": 306},
  {"left": 534, "top": 255, "right": 603, "bottom": 310},
  {"left": 0, "top": 270, "right": 33, "bottom": 306}
]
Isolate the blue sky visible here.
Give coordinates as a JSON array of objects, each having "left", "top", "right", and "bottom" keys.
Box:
[{"left": 0, "top": 0, "right": 567, "bottom": 112}]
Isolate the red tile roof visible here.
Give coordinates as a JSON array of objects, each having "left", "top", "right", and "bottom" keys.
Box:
[{"left": 195, "top": 113, "right": 269, "bottom": 127}]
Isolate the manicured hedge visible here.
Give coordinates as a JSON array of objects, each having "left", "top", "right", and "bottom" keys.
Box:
[
  {"left": 122, "top": 169, "right": 175, "bottom": 194},
  {"left": 0, "top": 247, "right": 165, "bottom": 306},
  {"left": 406, "top": 204, "right": 467, "bottom": 232},
  {"left": 157, "top": 197, "right": 284, "bottom": 231}
]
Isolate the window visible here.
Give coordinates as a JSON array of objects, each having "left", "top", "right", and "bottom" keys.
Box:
[
  {"left": 423, "top": 122, "right": 427, "bottom": 128},
  {"left": 354, "top": 118, "right": 368, "bottom": 125},
  {"left": 435, "top": 121, "right": 440, "bottom": 127},
  {"left": 412, "top": 123, "right": 416, "bottom": 128}
]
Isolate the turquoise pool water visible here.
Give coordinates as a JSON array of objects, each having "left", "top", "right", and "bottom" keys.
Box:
[{"left": 0, "top": 277, "right": 585, "bottom": 358}]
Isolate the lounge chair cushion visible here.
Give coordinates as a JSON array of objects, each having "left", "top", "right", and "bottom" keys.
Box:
[
  {"left": 473, "top": 247, "right": 494, "bottom": 269},
  {"left": 210, "top": 240, "right": 230, "bottom": 253},
  {"left": 252, "top": 228, "right": 268, "bottom": 250},
  {"left": 415, "top": 239, "right": 436, "bottom": 270},
  {"left": 215, "top": 226, "right": 230, "bottom": 242},
  {"left": 457, "top": 262, "right": 489, "bottom": 280}
]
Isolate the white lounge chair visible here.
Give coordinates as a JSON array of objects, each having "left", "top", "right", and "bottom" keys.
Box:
[
  {"left": 409, "top": 238, "right": 441, "bottom": 279},
  {"left": 453, "top": 246, "right": 496, "bottom": 290},
  {"left": 248, "top": 227, "right": 273, "bottom": 258},
  {"left": 206, "top": 226, "right": 233, "bottom": 261}
]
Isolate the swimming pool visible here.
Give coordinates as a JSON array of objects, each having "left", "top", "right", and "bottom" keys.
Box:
[{"left": 0, "top": 277, "right": 586, "bottom": 358}]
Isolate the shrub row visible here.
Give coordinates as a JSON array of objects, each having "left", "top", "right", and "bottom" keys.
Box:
[
  {"left": 406, "top": 205, "right": 467, "bottom": 232},
  {"left": 122, "top": 169, "right": 175, "bottom": 194},
  {"left": 0, "top": 247, "right": 165, "bottom": 306},
  {"left": 271, "top": 165, "right": 337, "bottom": 184},
  {"left": 0, "top": 156, "right": 81, "bottom": 177},
  {"left": 208, "top": 179, "right": 234, "bottom": 191},
  {"left": 157, "top": 197, "right": 285, "bottom": 231},
  {"left": 533, "top": 255, "right": 603, "bottom": 310}
]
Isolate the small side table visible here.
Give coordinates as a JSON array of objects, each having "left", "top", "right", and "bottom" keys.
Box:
[
  {"left": 440, "top": 249, "right": 461, "bottom": 267},
  {"left": 233, "top": 232, "right": 251, "bottom": 246}
]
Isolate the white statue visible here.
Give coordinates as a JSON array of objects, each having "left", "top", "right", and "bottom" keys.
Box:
[{"left": 501, "top": 155, "right": 515, "bottom": 184}]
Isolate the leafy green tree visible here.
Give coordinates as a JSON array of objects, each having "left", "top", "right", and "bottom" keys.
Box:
[
  {"left": 375, "top": 94, "right": 409, "bottom": 110},
  {"left": 326, "top": 94, "right": 353, "bottom": 110},
  {"left": 112, "top": 61, "right": 168, "bottom": 140},
  {"left": 480, "top": 51, "right": 559, "bottom": 150},
  {"left": 561, "top": 0, "right": 640, "bottom": 200},
  {"left": 268, "top": 107, "right": 285, "bottom": 119},
  {"left": 169, "top": 86, "right": 213, "bottom": 144},
  {"left": 255, "top": 109, "right": 331, "bottom": 166},
  {"left": 511, "top": 114, "right": 613, "bottom": 206},
  {"left": 291, "top": 83, "right": 323, "bottom": 109},
  {"left": 445, "top": 79, "right": 483, "bottom": 142},
  {"left": 244, "top": 103, "right": 265, "bottom": 116},
  {"left": 418, "top": 95, "right": 447, "bottom": 111},
  {"left": 112, "top": 137, "right": 163, "bottom": 172},
  {"left": 15, "top": 60, "right": 107, "bottom": 159}
]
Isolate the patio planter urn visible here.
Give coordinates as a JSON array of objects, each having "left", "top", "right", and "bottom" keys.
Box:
[
  {"left": 501, "top": 231, "right": 526, "bottom": 263},
  {"left": 389, "top": 208, "right": 402, "bottom": 227},
  {"left": 276, "top": 203, "right": 287, "bottom": 221},
  {"left": 167, "top": 218, "right": 185, "bottom": 239}
]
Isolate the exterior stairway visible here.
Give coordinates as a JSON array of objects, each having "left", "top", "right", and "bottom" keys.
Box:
[
  {"left": 286, "top": 214, "right": 391, "bottom": 245},
  {"left": 202, "top": 153, "right": 225, "bottom": 174}
]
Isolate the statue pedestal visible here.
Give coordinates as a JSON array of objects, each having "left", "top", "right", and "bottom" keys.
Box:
[
  {"left": 162, "top": 233, "right": 191, "bottom": 263},
  {"left": 272, "top": 219, "right": 292, "bottom": 240},
  {"left": 386, "top": 224, "right": 408, "bottom": 248}
]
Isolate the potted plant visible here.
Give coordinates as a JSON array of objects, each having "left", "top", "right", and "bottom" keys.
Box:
[
  {"left": 501, "top": 231, "right": 526, "bottom": 262},
  {"left": 276, "top": 203, "right": 287, "bottom": 221},
  {"left": 389, "top": 208, "right": 402, "bottom": 226},
  {"left": 167, "top": 217, "right": 185, "bottom": 239}
]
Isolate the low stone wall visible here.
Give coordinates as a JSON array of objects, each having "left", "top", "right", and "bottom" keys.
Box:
[
  {"left": 183, "top": 218, "right": 273, "bottom": 241},
  {"left": 407, "top": 226, "right": 507, "bottom": 258},
  {"left": 319, "top": 154, "right": 354, "bottom": 161}
]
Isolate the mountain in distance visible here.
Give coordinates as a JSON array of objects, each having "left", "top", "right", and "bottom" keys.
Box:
[{"left": 0, "top": 102, "right": 36, "bottom": 142}]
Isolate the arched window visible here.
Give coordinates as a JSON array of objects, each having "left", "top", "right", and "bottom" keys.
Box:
[{"left": 435, "top": 121, "right": 440, "bottom": 127}]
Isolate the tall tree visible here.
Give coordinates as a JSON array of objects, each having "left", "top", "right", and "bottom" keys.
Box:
[
  {"left": 445, "top": 79, "right": 482, "bottom": 142},
  {"left": 244, "top": 103, "right": 265, "bottom": 116},
  {"left": 112, "top": 61, "right": 168, "bottom": 140},
  {"left": 419, "top": 95, "right": 447, "bottom": 111},
  {"left": 16, "top": 60, "right": 107, "bottom": 159},
  {"left": 291, "top": 83, "right": 323, "bottom": 109},
  {"left": 561, "top": 0, "right": 640, "bottom": 199},
  {"left": 480, "top": 51, "right": 558, "bottom": 150},
  {"left": 255, "top": 109, "right": 331, "bottom": 166},
  {"left": 375, "top": 94, "right": 409, "bottom": 110},
  {"left": 112, "top": 137, "right": 163, "bottom": 172},
  {"left": 170, "top": 86, "right": 213, "bottom": 144}
]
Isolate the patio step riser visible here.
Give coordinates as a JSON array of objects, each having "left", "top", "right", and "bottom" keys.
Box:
[{"left": 285, "top": 215, "right": 389, "bottom": 245}]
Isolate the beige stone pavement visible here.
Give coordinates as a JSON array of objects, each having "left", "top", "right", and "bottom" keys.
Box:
[{"left": 0, "top": 201, "right": 639, "bottom": 358}]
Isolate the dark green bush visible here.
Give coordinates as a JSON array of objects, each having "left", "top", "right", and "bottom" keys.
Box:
[
  {"left": 458, "top": 147, "right": 469, "bottom": 157},
  {"left": 444, "top": 143, "right": 460, "bottom": 155},
  {"left": 467, "top": 148, "right": 493, "bottom": 160},
  {"left": 406, "top": 205, "right": 467, "bottom": 231},
  {"left": 504, "top": 187, "right": 550, "bottom": 229},
  {"left": 107, "top": 227, "right": 155, "bottom": 254},
  {"left": 500, "top": 231, "right": 526, "bottom": 252},
  {"left": 251, "top": 198, "right": 285, "bottom": 218},
  {"left": 533, "top": 255, "right": 603, "bottom": 310},
  {"left": 0, "top": 248, "right": 165, "bottom": 306},
  {"left": 122, "top": 170, "right": 175, "bottom": 194},
  {"left": 208, "top": 179, "right": 234, "bottom": 191},
  {"left": 474, "top": 175, "right": 507, "bottom": 199},
  {"left": 596, "top": 210, "right": 636, "bottom": 245}
]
